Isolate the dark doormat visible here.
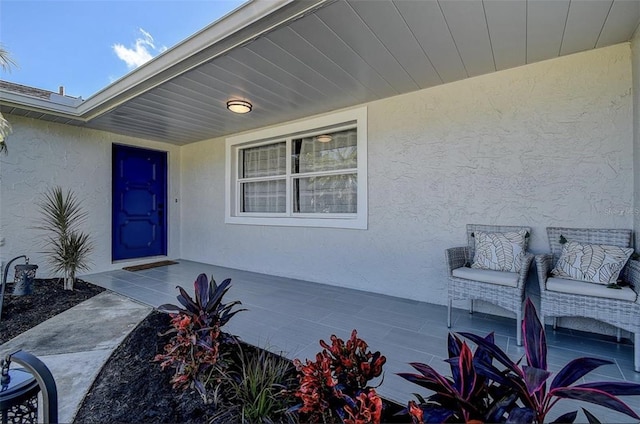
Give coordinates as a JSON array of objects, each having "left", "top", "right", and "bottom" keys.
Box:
[{"left": 123, "top": 260, "right": 179, "bottom": 272}]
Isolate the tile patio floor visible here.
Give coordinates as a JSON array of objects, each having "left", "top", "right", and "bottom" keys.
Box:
[{"left": 84, "top": 260, "right": 640, "bottom": 422}]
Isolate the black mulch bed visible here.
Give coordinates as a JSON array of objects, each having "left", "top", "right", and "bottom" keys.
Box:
[
  {"left": 74, "top": 311, "right": 211, "bottom": 423},
  {"left": 1, "top": 278, "right": 408, "bottom": 423},
  {"left": 74, "top": 311, "right": 408, "bottom": 423},
  {"left": 0, "top": 278, "right": 105, "bottom": 345}
]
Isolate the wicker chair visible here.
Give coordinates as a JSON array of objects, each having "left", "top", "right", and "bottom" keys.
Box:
[
  {"left": 536, "top": 227, "right": 640, "bottom": 371},
  {"left": 445, "top": 224, "right": 534, "bottom": 346}
]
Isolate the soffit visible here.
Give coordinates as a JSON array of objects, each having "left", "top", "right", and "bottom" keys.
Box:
[{"left": 2, "top": 0, "right": 639, "bottom": 145}]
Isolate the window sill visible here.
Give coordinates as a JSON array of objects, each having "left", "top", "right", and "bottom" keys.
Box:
[{"left": 225, "top": 215, "right": 367, "bottom": 230}]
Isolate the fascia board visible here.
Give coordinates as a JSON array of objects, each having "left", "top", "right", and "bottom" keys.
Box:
[
  {"left": 0, "top": 90, "right": 84, "bottom": 120},
  {"left": 2, "top": 0, "right": 328, "bottom": 122},
  {"left": 76, "top": 0, "right": 327, "bottom": 119}
]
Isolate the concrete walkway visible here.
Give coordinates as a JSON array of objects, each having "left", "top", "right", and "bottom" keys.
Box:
[{"left": 0, "top": 291, "right": 151, "bottom": 423}]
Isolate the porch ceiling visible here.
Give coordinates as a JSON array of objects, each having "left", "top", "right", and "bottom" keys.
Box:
[{"left": 1, "top": 0, "right": 639, "bottom": 145}]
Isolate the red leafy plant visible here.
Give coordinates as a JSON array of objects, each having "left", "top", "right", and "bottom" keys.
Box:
[
  {"left": 154, "top": 273, "right": 245, "bottom": 403},
  {"left": 291, "top": 329, "right": 386, "bottom": 423},
  {"left": 399, "top": 298, "right": 640, "bottom": 423}
]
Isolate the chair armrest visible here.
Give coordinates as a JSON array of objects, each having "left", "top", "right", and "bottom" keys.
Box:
[
  {"left": 445, "top": 246, "right": 469, "bottom": 274},
  {"left": 535, "top": 254, "right": 554, "bottom": 291},
  {"left": 621, "top": 259, "right": 640, "bottom": 301},
  {"left": 516, "top": 253, "right": 534, "bottom": 289}
]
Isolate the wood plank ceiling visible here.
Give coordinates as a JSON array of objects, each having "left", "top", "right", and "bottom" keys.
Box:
[{"left": 2, "top": 0, "right": 640, "bottom": 145}]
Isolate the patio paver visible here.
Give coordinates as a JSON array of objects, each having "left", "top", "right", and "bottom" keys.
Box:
[{"left": 81, "top": 259, "right": 640, "bottom": 422}]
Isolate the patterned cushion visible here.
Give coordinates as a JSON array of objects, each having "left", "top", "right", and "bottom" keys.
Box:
[
  {"left": 471, "top": 230, "right": 527, "bottom": 273},
  {"left": 551, "top": 242, "right": 633, "bottom": 285}
]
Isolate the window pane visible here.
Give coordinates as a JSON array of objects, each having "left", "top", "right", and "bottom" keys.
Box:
[
  {"left": 293, "top": 129, "right": 357, "bottom": 174},
  {"left": 294, "top": 174, "right": 357, "bottom": 213},
  {"left": 241, "top": 142, "right": 286, "bottom": 178},
  {"left": 242, "top": 180, "right": 286, "bottom": 213}
]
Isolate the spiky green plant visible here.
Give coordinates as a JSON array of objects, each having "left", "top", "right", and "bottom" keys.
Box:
[
  {"left": 0, "top": 46, "right": 17, "bottom": 71},
  {"left": 223, "top": 344, "right": 297, "bottom": 423},
  {"left": 37, "top": 186, "right": 93, "bottom": 290},
  {"left": 0, "top": 113, "right": 11, "bottom": 154}
]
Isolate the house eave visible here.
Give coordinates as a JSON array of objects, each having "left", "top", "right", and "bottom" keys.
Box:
[
  {"left": 0, "top": 89, "right": 85, "bottom": 121},
  {"left": 76, "top": 0, "right": 328, "bottom": 120},
  {"left": 1, "top": 0, "right": 329, "bottom": 123},
  {"left": 2, "top": 0, "right": 636, "bottom": 145}
]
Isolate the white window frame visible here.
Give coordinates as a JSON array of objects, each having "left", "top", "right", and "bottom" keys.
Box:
[{"left": 225, "top": 107, "right": 367, "bottom": 229}]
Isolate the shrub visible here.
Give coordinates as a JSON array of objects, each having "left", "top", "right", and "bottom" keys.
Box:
[
  {"left": 399, "top": 298, "right": 640, "bottom": 423},
  {"left": 154, "top": 273, "right": 245, "bottom": 403},
  {"left": 291, "top": 329, "right": 386, "bottom": 423},
  {"left": 222, "top": 344, "right": 298, "bottom": 423},
  {"left": 37, "top": 186, "right": 93, "bottom": 290}
]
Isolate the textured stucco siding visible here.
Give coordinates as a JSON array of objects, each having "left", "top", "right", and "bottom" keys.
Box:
[
  {"left": 0, "top": 117, "right": 182, "bottom": 277},
  {"left": 181, "top": 44, "right": 634, "bottom": 312},
  {"left": 633, "top": 27, "right": 640, "bottom": 248},
  {"left": 0, "top": 42, "right": 634, "bottom": 336}
]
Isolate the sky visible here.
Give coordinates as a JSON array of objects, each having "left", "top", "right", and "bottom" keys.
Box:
[{"left": 0, "top": 0, "right": 246, "bottom": 98}]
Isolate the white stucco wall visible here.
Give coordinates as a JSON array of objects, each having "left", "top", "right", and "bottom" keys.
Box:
[
  {"left": 633, "top": 27, "right": 640, "bottom": 247},
  {"left": 0, "top": 117, "right": 182, "bottom": 278},
  {"left": 181, "top": 44, "right": 633, "bottom": 309},
  {"left": 0, "top": 42, "right": 633, "bottom": 332}
]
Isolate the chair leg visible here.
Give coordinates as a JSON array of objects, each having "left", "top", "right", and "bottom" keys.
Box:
[
  {"left": 516, "top": 309, "right": 522, "bottom": 346},
  {"left": 635, "top": 333, "right": 640, "bottom": 372},
  {"left": 553, "top": 317, "right": 557, "bottom": 330},
  {"left": 616, "top": 328, "right": 622, "bottom": 343},
  {"left": 447, "top": 299, "right": 452, "bottom": 328},
  {"left": 469, "top": 299, "right": 474, "bottom": 315}
]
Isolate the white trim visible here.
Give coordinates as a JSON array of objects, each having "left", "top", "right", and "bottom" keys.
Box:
[
  {"left": 226, "top": 107, "right": 368, "bottom": 229},
  {"left": 0, "top": 90, "right": 84, "bottom": 118},
  {"left": 78, "top": 0, "right": 302, "bottom": 118},
  {"left": 1, "top": 0, "right": 330, "bottom": 121},
  {"left": 285, "top": 139, "right": 293, "bottom": 216}
]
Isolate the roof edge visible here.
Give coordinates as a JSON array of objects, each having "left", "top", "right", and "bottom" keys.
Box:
[
  {"left": 0, "top": 89, "right": 84, "bottom": 119},
  {"left": 76, "top": 0, "right": 328, "bottom": 119}
]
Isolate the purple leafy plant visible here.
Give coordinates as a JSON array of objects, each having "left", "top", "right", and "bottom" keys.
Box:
[
  {"left": 154, "top": 273, "right": 246, "bottom": 402},
  {"left": 399, "top": 299, "right": 640, "bottom": 423},
  {"left": 398, "top": 332, "right": 516, "bottom": 423}
]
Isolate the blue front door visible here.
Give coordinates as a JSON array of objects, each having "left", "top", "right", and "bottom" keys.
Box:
[{"left": 112, "top": 144, "right": 167, "bottom": 261}]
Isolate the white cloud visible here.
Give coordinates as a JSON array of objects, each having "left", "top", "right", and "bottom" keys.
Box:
[{"left": 112, "top": 28, "right": 166, "bottom": 69}]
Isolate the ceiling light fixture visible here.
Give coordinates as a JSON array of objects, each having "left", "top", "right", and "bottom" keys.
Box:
[
  {"left": 226, "top": 100, "right": 252, "bottom": 114},
  {"left": 316, "top": 134, "right": 332, "bottom": 143}
]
